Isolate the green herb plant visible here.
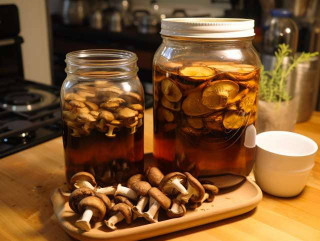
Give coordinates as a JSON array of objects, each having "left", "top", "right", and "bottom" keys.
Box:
[{"left": 259, "top": 44, "right": 318, "bottom": 103}]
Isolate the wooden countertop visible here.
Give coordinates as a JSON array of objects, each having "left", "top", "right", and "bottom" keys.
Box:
[{"left": 0, "top": 109, "right": 319, "bottom": 241}]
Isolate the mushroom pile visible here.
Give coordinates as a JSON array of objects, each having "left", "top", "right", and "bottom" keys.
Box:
[
  {"left": 63, "top": 168, "right": 219, "bottom": 232},
  {"left": 62, "top": 81, "right": 144, "bottom": 138}
]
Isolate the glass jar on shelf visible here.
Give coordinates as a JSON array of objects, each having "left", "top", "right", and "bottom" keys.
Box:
[{"left": 61, "top": 49, "right": 144, "bottom": 186}]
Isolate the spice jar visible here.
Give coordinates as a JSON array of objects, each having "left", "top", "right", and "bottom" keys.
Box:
[
  {"left": 153, "top": 18, "right": 260, "bottom": 178},
  {"left": 61, "top": 49, "right": 144, "bottom": 186}
]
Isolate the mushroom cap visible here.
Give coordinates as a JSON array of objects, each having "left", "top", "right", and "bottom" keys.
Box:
[
  {"left": 203, "top": 184, "right": 219, "bottom": 202},
  {"left": 188, "top": 201, "right": 201, "bottom": 210},
  {"left": 131, "top": 181, "right": 152, "bottom": 196},
  {"left": 78, "top": 196, "right": 107, "bottom": 222},
  {"left": 145, "top": 167, "right": 164, "bottom": 187},
  {"left": 159, "top": 172, "right": 187, "bottom": 195},
  {"left": 95, "top": 193, "right": 112, "bottom": 211},
  {"left": 70, "top": 172, "right": 97, "bottom": 190},
  {"left": 148, "top": 187, "right": 171, "bottom": 210},
  {"left": 127, "top": 174, "right": 145, "bottom": 189},
  {"left": 167, "top": 200, "right": 186, "bottom": 218},
  {"left": 117, "top": 107, "right": 138, "bottom": 120},
  {"left": 69, "top": 187, "right": 95, "bottom": 213},
  {"left": 184, "top": 172, "right": 205, "bottom": 203},
  {"left": 114, "top": 196, "right": 134, "bottom": 208},
  {"left": 111, "top": 203, "right": 132, "bottom": 224}
]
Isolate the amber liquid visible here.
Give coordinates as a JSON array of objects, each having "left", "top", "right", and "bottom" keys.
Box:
[
  {"left": 153, "top": 64, "right": 258, "bottom": 177},
  {"left": 63, "top": 124, "right": 144, "bottom": 186}
]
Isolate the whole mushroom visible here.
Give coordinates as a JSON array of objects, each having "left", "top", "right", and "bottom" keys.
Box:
[
  {"left": 70, "top": 172, "right": 97, "bottom": 190},
  {"left": 177, "top": 172, "right": 205, "bottom": 204},
  {"left": 131, "top": 181, "right": 152, "bottom": 218},
  {"left": 159, "top": 172, "right": 188, "bottom": 196},
  {"left": 145, "top": 167, "right": 164, "bottom": 187},
  {"left": 69, "top": 188, "right": 95, "bottom": 214},
  {"left": 127, "top": 174, "right": 145, "bottom": 189},
  {"left": 75, "top": 196, "right": 107, "bottom": 231},
  {"left": 143, "top": 187, "right": 171, "bottom": 223},
  {"left": 167, "top": 199, "right": 186, "bottom": 218},
  {"left": 104, "top": 203, "right": 132, "bottom": 230},
  {"left": 114, "top": 184, "right": 138, "bottom": 200}
]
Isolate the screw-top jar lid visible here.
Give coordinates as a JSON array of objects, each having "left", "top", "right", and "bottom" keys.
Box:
[{"left": 160, "top": 18, "right": 255, "bottom": 38}]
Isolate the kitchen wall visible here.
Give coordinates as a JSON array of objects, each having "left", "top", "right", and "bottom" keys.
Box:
[{"left": 2, "top": 0, "right": 52, "bottom": 85}]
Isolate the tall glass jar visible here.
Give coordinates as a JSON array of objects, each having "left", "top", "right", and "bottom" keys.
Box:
[
  {"left": 153, "top": 18, "right": 261, "bottom": 179},
  {"left": 61, "top": 49, "right": 144, "bottom": 186}
]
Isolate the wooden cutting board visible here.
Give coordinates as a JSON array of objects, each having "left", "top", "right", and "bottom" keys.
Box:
[{"left": 51, "top": 178, "right": 262, "bottom": 241}]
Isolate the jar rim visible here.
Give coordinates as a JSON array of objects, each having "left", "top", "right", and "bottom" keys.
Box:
[{"left": 66, "top": 49, "right": 138, "bottom": 67}]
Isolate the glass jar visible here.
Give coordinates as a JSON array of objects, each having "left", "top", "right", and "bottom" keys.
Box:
[
  {"left": 153, "top": 18, "right": 261, "bottom": 178},
  {"left": 61, "top": 49, "right": 144, "bottom": 186}
]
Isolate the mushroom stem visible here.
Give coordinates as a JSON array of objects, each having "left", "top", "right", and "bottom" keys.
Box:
[
  {"left": 96, "top": 186, "right": 116, "bottom": 195},
  {"left": 75, "top": 208, "right": 93, "bottom": 231},
  {"left": 201, "top": 192, "right": 209, "bottom": 203},
  {"left": 143, "top": 197, "right": 160, "bottom": 223},
  {"left": 74, "top": 180, "right": 95, "bottom": 190},
  {"left": 115, "top": 184, "right": 138, "bottom": 200},
  {"left": 133, "top": 196, "right": 149, "bottom": 217},
  {"left": 105, "top": 212, "right": 124, "bottom": 230},
  {"left": 106, "top": 125, "right": 116, "bottom": 137},
  {"left": 171, "top": 178, "right": 188, "bottom": 195},
  {"left": 178, "top": 182, "right": 198, "bottom": 203},
  {"left": 170, "top": 202, "right": 180, "bottom": 213},
  {"left": 130, "top": 126, "right": 136, "bottom": 134}
]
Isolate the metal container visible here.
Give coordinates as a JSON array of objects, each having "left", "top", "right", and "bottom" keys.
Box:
[{"left": 295, "top": 55, "right": 320, "bottom": 122}]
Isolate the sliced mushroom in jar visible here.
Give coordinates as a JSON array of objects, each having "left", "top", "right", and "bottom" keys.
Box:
[
  {"left": 223, "top": 111, "right": 248, "bottom": 129},
  {"left": 179, "top": 66, "right": 216, "bottom": 82},
  {"left": 238, "top": 80, "right": 259, "bottom": 90},
  {"left": 182, "top": 90, "right": 212, "bottom": 116},
  {"left": 239, "top": 91, "right": 256, "bottom": 113},
  {"left": 161, "top": 78, "right": 182, "bottom": 102},
  {"left": 187, "top": 117, "right": 203, "bottom": 129},
  {"left": 228, "top": 88, "right": 249, "bottom": 104},
  {"left": 160, "top": 108, "right": 174, "bottom": 122},
  {"left": 161, "top": 96, "right": 181, "bottom": 111},
  {"left": 201, "top": 80, "right": 239, "bottom": 110}
]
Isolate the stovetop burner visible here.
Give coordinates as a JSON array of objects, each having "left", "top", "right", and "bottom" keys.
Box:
[
  {"left": 1, "top": 88, "right": 59, "bottom": 112},
  {"left": 0, "top": 78, "right": 62, "bottom": 158}
]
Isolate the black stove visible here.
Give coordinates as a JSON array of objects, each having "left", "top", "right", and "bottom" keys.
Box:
[{"left": 0, "top": 79, "right": 62, "bottom": 158}]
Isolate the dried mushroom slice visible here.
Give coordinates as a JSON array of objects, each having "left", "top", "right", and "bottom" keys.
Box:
[
  {"left": 179, "top": 66, "right": 216, "bottom": 82},
  {"left": 130, "top": 104, "right": 143, "bottom": 111},
  {"left": 227, "top": 104, "right": 238, "bottom": 111},
  {"left": 161, "top": 96, "right": 181, "bottom": 112},
  {"left": 62, "top": 111, "right": 77, "bottom": 121},
  {"left": 201, "top": 80, "right": 239, "bottom": 110},
  {"left": 228, "top": 88, "right": 249, "bottom": 104},
  {"left": 247, "top": 111, "right": 257, "bottom": 125},
  {"left": 122, "top": 92, "right": 142, "bottom": 103},
  {"left": 238, "top": 80, "right": 259, "bottom": 89},
  {"left": 77, "top": 90, "right": 95, "bottom": 98},
  {"left": 187, "top": 118, "right": 203, "bottom": 129},
  {"left": 239, "top": 91, "right": 256, "bottom": 113},
  {"left": 117, "top": 107, "right": 138, "bottom": 120},
  {"left": 64, "top": 93, "right": 85, "bottom": 102},
  {"left": 101, "top": 98, "right": 126, "bottom": 110},
  {"left": 162, "top": 108, "right": 174, "bottom": 122},
  {"left": 223, "top": 111, "right": 247, "bottom": 129},
  {"left": 206, "top": 121, "right": 223, "bottom": 131},
  {"left": 75, "top": 107, "right": 90, "bottom": 114},
  {"left": 85, "top": 101, "right": 99, "bottom": 111},
  {"left": 225, "top": 65, "right": 257, "bottom": 81},
  {"left": 182, "top": 91, "right": 212, "bottom": 116},
  {"left": 97, "top": 87, "right": 123, "bottom": 97},
  {"left": 77, "top": 113, "right": 96, "bottom": 123},
  {"left": 64, "top": 102, "right": 73, "bottom": 111},
  {"left": 90, "top": 111, "right": 100, "bottom": 119},
  {"left": 161, "top": 78, "right": 182, "bottom": 102},
  {"left": 181, "top": 127, "right": 202, "bottom": 136},
  {"left": 204, "top": 111, "right": 224, "bottom": 123},
  {"left": 100, "top": 110, "right": 115, "bottom": 122},
  {"left": 69, "top": 100, "right": 86, "bottom": 108}
]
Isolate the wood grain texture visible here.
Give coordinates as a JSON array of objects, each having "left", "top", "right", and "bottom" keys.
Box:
[{"left": 0, "top": 109, "right": 319, "bottom": 241}]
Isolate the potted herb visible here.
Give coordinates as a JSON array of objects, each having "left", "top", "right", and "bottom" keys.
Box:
[{"left": 257, "top": 44, "right": 318, "bottom": 133}]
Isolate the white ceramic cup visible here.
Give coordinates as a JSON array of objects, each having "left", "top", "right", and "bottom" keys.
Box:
[{"left": 254, "top": 131, "right": 318, "bottom": 197}]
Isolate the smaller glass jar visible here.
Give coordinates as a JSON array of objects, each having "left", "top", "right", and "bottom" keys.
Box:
[{"left": 61, "top": 49, "right": 144, "bottom": 186}]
